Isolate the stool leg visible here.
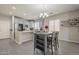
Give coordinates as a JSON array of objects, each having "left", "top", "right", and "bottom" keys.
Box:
[{"left": 51, "top": 42, "right": 53, "bottom": 54}]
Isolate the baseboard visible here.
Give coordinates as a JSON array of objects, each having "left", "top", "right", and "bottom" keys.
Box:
[
  {"left": 0, "top": 38, "right": 11, "bottom": 40},
  {"left": 15, "top": 39, "right": 33, "bottom": 45},
  {"left": 59, "top": 39, "right": 79, "bottom": 44},
  {"left": 22, "top": 40, "right": 33, "bottom": 44}
]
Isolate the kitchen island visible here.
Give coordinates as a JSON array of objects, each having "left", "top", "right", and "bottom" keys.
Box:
[{"left": 15, "top": 31, "right": 34, "bottom": 44}]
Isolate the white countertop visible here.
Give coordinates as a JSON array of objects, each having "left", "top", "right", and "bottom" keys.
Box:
[
  {"left": 34, "top": 31, "right": 52, "bottom": 34},
  {"left": 17, "top": 30, "right": 34, "bottom": 33}
]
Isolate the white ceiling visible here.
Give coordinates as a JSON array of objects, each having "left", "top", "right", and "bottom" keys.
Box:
[{"left": 0, "top": 4, "right": 79, "bottom": 20}]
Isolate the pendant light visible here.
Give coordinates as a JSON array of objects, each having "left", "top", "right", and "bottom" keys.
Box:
[{"left": 39, "top": 4, "right": 48, "bottom": 18}]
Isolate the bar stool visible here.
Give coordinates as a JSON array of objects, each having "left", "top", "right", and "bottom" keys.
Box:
[
  {"left": 47, "top": 33, "right": 53, "bottom": 54},
  {"left": 47, "top": 32, "right": 59, "bottom": 55},
  {"left": 53, "top": 32, "right": 59, "bottom": 54}
]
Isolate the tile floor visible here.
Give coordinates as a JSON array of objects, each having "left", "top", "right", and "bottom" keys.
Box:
[{"left": 0, "top": 39, "right": 79, "bottom": 55}]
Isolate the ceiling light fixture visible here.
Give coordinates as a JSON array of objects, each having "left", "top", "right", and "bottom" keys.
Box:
[
  {"left": 12, "top": 6, "right": 16, "bottom": 10},
  {"left": 9, "top": 11, "right": 12, "bottom": 15},
  {"left": 40, "top": 12, "right": 48, "bottom": 18},
  {"left": 39, "top": 4, "right": 48, "bottom": 19}
]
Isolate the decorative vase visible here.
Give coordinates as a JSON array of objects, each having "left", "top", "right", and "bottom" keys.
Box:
[{"left": 44, "top": 25, "right": 48, "bottom": 32}]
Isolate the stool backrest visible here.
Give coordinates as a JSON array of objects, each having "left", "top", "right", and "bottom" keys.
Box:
[{"left": 53, "top": 32, "right": 59, "bottom": 39}]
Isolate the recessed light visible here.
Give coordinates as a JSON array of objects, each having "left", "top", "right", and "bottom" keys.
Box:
[
  {"left": 24, "top": 13, "right": 26, "bottom": 16},
  {"left": 9, "top": 11, "right": 12, "bottom": 15},
  {"left": 12, "top": 6, "right": 16, "bottom": 10}
]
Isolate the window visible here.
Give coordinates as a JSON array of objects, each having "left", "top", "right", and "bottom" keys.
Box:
[
  {"left": 49, "top": 20, "right": 55, "bottom": 32},
  {"left": 34, "top": 22, "right": 40, "bottom": 30},
  {"left": 49, "top": 20, "right": 60, "bottom": 32}
]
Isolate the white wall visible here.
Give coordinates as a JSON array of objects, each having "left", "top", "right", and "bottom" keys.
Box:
[
  {"left": 46, "top": 10, "right": 79, "bottom": 43},
  {"left": 0, "top": 14, "right": 11, "bottom": 39}
]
